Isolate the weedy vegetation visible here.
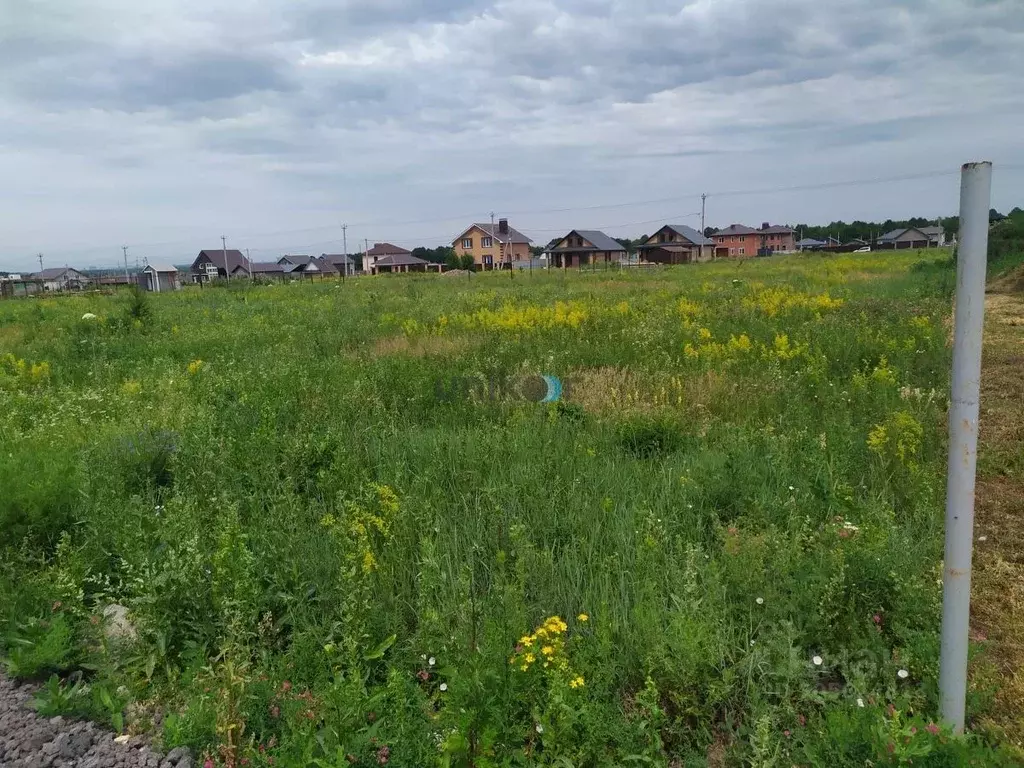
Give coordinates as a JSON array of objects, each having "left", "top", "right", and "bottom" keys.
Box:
[{"left": 1, "top": 249, "right": 1021, "bottom": 766}]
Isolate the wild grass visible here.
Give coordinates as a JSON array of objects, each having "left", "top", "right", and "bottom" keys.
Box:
[{"left": 1, "top": 250, "right": 1018, "bottom": 766}]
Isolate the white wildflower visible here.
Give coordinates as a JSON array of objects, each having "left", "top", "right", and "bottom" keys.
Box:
[
  {"left": 439, "top": 683, "right": 447, "bottom": 692},
  {"left": 428, "top": 656, "right": 436, "bottom": 667},
  {"left": 755, "top": 597, "right": 764, "bottom": 605},
  {"left": 82, "top": 313, "right": 97, "bottom": 320},
  {"left": 535, "top": 724, "right": 543, "bottom": 734},
  {"left": 897, "top": 669, "right": 909, "bottom": 679},
  {"left": 857, "top": 698, "right": 864, "bottom": 708},
  {"left": 812, "top": 655, "right": 823, "bottom": 666}
]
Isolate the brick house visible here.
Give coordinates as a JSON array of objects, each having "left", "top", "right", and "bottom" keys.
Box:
[
  {"left": 712, "top": 223, "right": 795, "bottom": 258},
  {"left": 452, "top": 219, "right": 532, "bottom": 270},
  {"left": 363, "top": 243, "right": 412, "bottom": 274}
]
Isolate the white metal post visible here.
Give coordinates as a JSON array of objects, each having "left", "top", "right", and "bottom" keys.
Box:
[{"left": 939, "top": 161, "right": 992, "bottom": 733}]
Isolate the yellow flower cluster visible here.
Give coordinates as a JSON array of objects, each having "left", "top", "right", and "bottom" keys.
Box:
[
  {"left": 187, "top": 359, "right": 204, "bottom": 375},
  {"left": 121, "top": 380, "right": 142, "bottom": 396},
  {"left": 0, "top": 353, "right": 50, "bottom": 388},
  {"left": 684, "top": 333, "right": 753, "bottom": 362},
  {"left": 867, "top": 410, "right": 923, "bottom": 468},
  {"left": 741, "top": 285, "right": 844, "bottom": 317},
  {"left": 510, "top": 615, "right": 585, "bottom": 690},
  {"left": 449, "top": 301, "right": 589, "bottom": 332},
  {"left": 320, "top": 484, "right": 398, "bottom": 575}
]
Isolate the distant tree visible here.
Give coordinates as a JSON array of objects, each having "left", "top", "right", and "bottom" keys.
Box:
[
  {"left": 412, "top": 246, "right": 455, "bottom": 264},
  {"left": 530, "top": 245, "right": 545, "bottom": 257},
  {"left": 990, "top": 208, "right": 1005, "bottom": 222},
  {"left": 703, "top": 227, "right": 715, "bottom": 238}
]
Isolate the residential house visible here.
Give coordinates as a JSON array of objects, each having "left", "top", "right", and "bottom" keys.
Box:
[
  {"left": 191, "top": 249, "right": 247, "bottom": 282},
  {"left": 712, "top": 223, "right": 795, "bottom": 258},
  {"left": 321, "top": 253, "right": 356, "bottom": 276},
  {"left": 277, "top": 255, "right": 338, "bottom": 279},
  {"left": 545, "top": 229, "right": 625, "bottom": 269},
  {"left": 140, "top": 264, "right": 181, "bottom": 292},
  {"left": 35, "top": 267, "right": 91, "bottom": 291},
  {"left": 876, "top": 227, "right": 944, "bottom": 249},
  {"left": 636, "top": 224, "right": 714, "bottom": 264},
  {"left": 370, "top": 253, "right": 441, "bottom": 274},
  {"left": 452, "top": 219, "right": 532, "bottom": 270},
  {"left": 796, "top": 238, "right": 827, "bottom": 251},
  {"left": 363, "top": 243, "right": 412, "bottom": 275},
  {"left": 232, "top": 263, "right": 287, "bottom": 280}
]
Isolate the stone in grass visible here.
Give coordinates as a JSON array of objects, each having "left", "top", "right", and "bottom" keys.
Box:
[
  {"left": 102, "top": 604, "right": 138, "bottom": 642},
  {"left": 165, "top": 746, "right": 191, "bottom": 765},
  {"left": 176, "top": 755, "right": 194, "bottom": 768}
]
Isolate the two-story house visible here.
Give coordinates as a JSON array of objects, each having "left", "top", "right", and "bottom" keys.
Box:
[
  {"left": 363, "top": 243, "right": 413, "bottom": 274},
  {"left": 635, "top": 224, "right": 714, "bottom": 264},
  {"left": 452, "top": 219, "right": 531, "bottom": 270},
  {"left": 712, "top": 223, "right": 795, "bottom": 258},
  {"left": 190, "top": 249, "right": 247, "bottom": 282}
]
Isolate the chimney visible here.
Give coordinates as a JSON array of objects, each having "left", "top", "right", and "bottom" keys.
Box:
[
  {"left": 761, "top": 222, "right": 770, "bottom": 230},
  {"left": 498, "top": 218, "right": 509, "bottom": 235}
]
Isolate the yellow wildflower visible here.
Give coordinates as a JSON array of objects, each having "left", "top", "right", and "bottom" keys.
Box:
[
  {"left": 698, "top": 327, "right": 712, "bottom": 340},
  {"left": 187, "top": 359, "right": 203, "bottom": 375},
  {"left": 524, "top": 653, "right": 535, "bottom": 664},
  {"left": 519, "top": 635, "right": 534, "bottom": 647},
  {"left": 541, "top": 646, "right": 554, "bottom": 657},
  {"left": 569, "top": 676, "right": 585, "bottom": 689},
  {"left": 577, "top": 613, "right": 588, "bottom": 622}
]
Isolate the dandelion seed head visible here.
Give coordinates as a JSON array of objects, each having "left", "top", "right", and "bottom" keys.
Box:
[
  {"left": 439, "top": 683, "right": 448, "bottom": 692},
  {"left": 812, "top": 655, "right": 823, "bottom": 666}
]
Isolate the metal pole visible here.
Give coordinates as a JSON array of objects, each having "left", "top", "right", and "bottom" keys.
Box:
[
  {"left": 939, "top": 160, "right": 992, "bottom": 733},
  {"left": 122, "top": 245, "right": 130, "bottom": 285},
  {"left": 700, "top": 193, "right": 707, "bottom": 259},
  {"left": 221, "top": 235, "right": 228, "bottom": 280},
  {"left": 342, "top": 224, "right": 348, "bottom": 282}
]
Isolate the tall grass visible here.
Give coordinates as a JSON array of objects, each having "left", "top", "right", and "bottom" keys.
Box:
[{"left": 1, "top": 251, "right": 1017, "bottom": 766}]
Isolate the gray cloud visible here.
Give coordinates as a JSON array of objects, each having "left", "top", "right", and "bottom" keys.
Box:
[{"left": 1, "top": 0, "right": 1023, "bottom": 270}]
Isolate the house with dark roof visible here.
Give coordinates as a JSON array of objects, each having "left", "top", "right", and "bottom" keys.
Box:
[
  {"left": 545, "top": 229, "right": 625, "bottom": 269},
  {"left": 34, "top": 267, "right": 91, "bottom": 291},
  {"left": 876, "top": 226, "right": 945, "bottom": 249},
  {"left": 452, "top": 219, "right": 532, "bottom": 270},
  {"left": 369, "top": 252, "right": 441, "bottom": 275},
  {"left": 191, "top": 249, "right": 247, "bottom": 282},
  {"left": 321, "top": 253, "right": 355, "bottom": 276},
  {"left": 277, "top": 255, "right": 339, "bottom": 278},
  {"left": 636, "top": 225, "right": 714, "bottom": 264},
  {"left": 362, "top": 243, "right": 412, "bottom": 274},
  {"left": 712, "top": 223, "right": 795, "bottom": 258}
]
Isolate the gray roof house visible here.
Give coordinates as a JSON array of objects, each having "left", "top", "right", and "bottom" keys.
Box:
[
  {"left": 636, "top": 224, "right": 714, "bottom": 264},
  {"left": 546, "top": 229, "right": 626, "bottom": 269},
  {"left": 278, "top": 255, "right": 338, "bottom": 277},
  {"left": 321, "top": 253, "right": 355, "bottom": 275},
  {"left": 35, "top": 267, "right": 91, "bottom": 291},
  {"left": 877, "top": 227, "right": 944, "bottom": 249},
  {"left": 191, "top": 249, "right": 247, "bottom": 281}
]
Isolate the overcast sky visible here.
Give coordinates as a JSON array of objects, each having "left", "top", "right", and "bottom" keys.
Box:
[{"left": 2, "top": 0, "right": 1023, "bottom": 271}]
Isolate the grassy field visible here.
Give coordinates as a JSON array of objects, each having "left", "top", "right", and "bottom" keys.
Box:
[{"left": 1, "top": 251, "right": 1019, "bottom": 766}]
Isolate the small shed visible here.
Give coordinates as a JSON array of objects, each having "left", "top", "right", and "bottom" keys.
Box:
[{"left": 141, "top": 264, "right": 181, "bottom": 292}]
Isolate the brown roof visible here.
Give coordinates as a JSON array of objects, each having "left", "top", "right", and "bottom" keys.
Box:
[
  {"left": 366, "top": 242, "right": 412, "bottom": 257},
  {"left": 194, "top": 249, "right": 246, "bottom": 274},
  {"left": 375, "top": 253, "right": 428, "bottom": 267},
  {"left": 455, "top": 223, "right": 531, "bottom": 245}
]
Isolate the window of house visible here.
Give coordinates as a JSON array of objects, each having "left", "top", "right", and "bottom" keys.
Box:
[
  {"left": 739, "top": 236, "right": 745, "bottom": 242},
  {"left": 730, "top": 248, "right": 736, "bottom": 255},
  {"left": 739, "top": 247, "right": 745, "bottom": 255},
  {"left": 481, "top": 236, "right": 492, "bottom": 248},
  {"left": 462, "top": 238, "right": 473, "bottom": 249}
]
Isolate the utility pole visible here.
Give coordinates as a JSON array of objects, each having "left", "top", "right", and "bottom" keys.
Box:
[
  {"left": 122, "top": 245, "right": 130, "bottom": 285},
  {"left": 246, "top": 248, "right": 253, "bottom": 282},
  {"left": 342, "top": 224, "right": 348, "bottom": 282},
  {"left": 701, "top": 193, "right": 707, "bottom": 260},
  {"left": 221, "top": 235, "right": 228, "bottom": 280},
  {"left": 37, "top": 253, "right": 44, "bottom": 273},
  {"left": 365, "top": 239, "right": 369, "bottom": 275},
  {"left": 939, "top": 161, "right": 992, "bottom": 733},
  {"left": 490, "top": 211, "right": 495, "bottom": 272}
]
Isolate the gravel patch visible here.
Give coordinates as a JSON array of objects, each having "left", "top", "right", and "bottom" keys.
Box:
[{"left": 0, "top": 672, "right": 193, "bottom": 768}]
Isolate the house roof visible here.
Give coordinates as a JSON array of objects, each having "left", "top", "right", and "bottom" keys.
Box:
[
  {"left": 35, "top": 267, "right": 85, "bottom": 280},
  {"left": 761, "top": 225, "right": 794, "bottom": 234},
  {"left": 195, "top": 249, "right": 246, "bottom": 273},
  {"left": 456, "top": 223, "right": 532, "bottom": 245},
  {"left": 549, "top": 229, "right": 626, "bottom": 253},
  {"left": 374, "top": 253, "right": 428, "bottom": 267},
  {"left": 713, "top": 224, "right": 760, "bottom": 236},
  {"left": 321, "top": 253, "right": 354, "bottom": 264},
  {"left": 144, "top": 263, "right": 178, "bottom": 273},
  {"left": 638, "top": 224, "right": 713, "bottom": 248},
  {"left": 279, "top": 255, "right": 338, "bottom": 273},
  {"left": 878, "top": 227, "right": 936, "bottom": 242},
  {"left": 796, "top": 238, "right": 826, "bottom": 247},
  {"left": 250, "top": 262, "right": 285, "bottom": 273},
  {"left": 366, "top": 242, "right": 411, "bottom": 257}
]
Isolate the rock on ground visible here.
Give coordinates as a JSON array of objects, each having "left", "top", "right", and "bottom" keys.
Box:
[{"left": 0, "top": 671, "right": 191, "bottom": 768}]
